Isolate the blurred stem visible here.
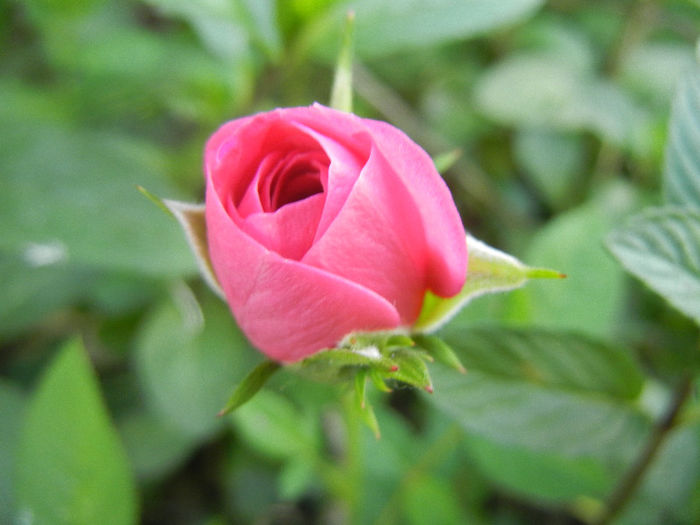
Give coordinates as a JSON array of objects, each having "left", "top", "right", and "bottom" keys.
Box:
[
  {"left": 592, "top": 373, "right": 694, "bottom": 525},
  {"left": 373, "top": 424, "right": 463, "bottom": 525},
  {"left": 341, "top": 391, "right": 364, "bottom": 524}
]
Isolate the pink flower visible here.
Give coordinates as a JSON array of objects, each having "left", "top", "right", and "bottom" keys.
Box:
[{"left": 205, "top": 103, "right": 467, "bottom": 362}]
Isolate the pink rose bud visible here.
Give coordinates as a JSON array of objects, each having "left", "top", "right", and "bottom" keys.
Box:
[{"left": 205, "top": 103, "right": 467, "bottom": 362}]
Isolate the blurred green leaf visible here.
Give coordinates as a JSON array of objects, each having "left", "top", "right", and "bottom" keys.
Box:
[
  {"left": 135, "top": 295, "right": 260, "bottom": 439},
  {"left": 514, "top": 127, "right": 586, "bottom": 208},
  {"left": 218, "top": 360, "right": 281, "bottom": 416},
  {"left": 308, "top": 0, "right": 544, "bottom": 59},
  {"left": 231, "top": 389, "right": 319, "bottom": 461},
  {"left": 428, "top": 327, "right": 649, "bottom": 463},
  {"left": 475, "top": 54, "right": 651, "bottom": 152},
  {"left": 506, "top": 183, "right": 638, "bottom": 337},
  {"left": 118, "top": 410, "right": 197, "bottom": 483},
  {"left": 607, "top": 207, "right": 700, "bottom": 325},
  {"left": 616, "top": 423, "right": 700, "bottom": 525},
  {"left": 0, "top": 380, "right": 25, "bottom": 524},
  {"left": 621, "top": 42, "right": 696, "bottom": 108},
  {"left": 16, "top": 339, "right": 137, "bottom": 525},
  {"left": 0, "top": 118, "right": 196, "bottom": 277},
  {"left": 664, "top": 63, "right": 700, "bottom": 208},
  {"left": 401, "top": 477, "right": 467, "bottom": 525},
  {"left": 463, "top": 433, "right": 611, "bottom": 503}
]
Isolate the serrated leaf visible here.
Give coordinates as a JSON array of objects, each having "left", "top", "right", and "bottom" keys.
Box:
[
  {"left": 607, "top": 207, "right": 700, "bottom": 325},
  {"left": 664, "top": 62, "right": 700, "bottom": 208},
  {"left": 16, "top": 340, "right": 137, "bottom": 525},
  {"left": 427, "top": 327, "right": 649, "bottom": 463},
  {"left": 415, "top": 234, "right": 562, "bottom": 332},
  {"left": 218, "top": 360, "right": 281, "bottom": 416}
]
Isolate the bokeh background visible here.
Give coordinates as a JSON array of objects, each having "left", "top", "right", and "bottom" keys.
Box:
[{"left": 2, "top": 0, "right": 700, "bottom": 524}]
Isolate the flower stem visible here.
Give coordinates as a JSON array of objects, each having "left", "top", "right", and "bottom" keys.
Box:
[{"left": 592, "top": 373, "right": 694, "bottom": 525}]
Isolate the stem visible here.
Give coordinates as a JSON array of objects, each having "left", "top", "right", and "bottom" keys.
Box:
[
  {"left": 373, "top": 424, "right": 463, "bottom": 525},
  {"left": 593, "top": 374, "right": 694, "bottom": 525}
]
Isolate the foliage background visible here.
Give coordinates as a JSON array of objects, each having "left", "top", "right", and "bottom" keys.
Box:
[{"left": 1, "top": 0, "right": 700, "bottom": 524}]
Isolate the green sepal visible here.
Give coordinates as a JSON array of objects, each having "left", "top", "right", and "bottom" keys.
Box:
[
  {"left": 353, "top": 369, "right": 381, "bottom": 438},
  {"left": 385, "top": 348, "right": 434, "bottom": 393},
  {"left": 369, "top": 368, "right": 393, "bottom": 392},
  {"left": 413, "top": 334, "right": 466, "bottom": 374},
  {"left": 329, "top": 11, "right": 355, "bottom": 113},
  {"left": 300, "top": 347, "right": 399, "bottom": 374},
  {"left": 414, "top": 234, "right": 564, "bottom": 332},
  {"left": 217, "top": 360, "right": 281, "bottom": 417}
]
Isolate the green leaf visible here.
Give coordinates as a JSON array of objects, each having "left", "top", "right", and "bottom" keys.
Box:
[
  {"left": 475, "top": 54, "right": 651, "bottom": 151},
  {"left": 414, "top": 234, "right": 562, "bottom": 332},
  {"left": 506, "top": 183, "right": 638, "bottom": 337},
  {"left": 514, "top": 127, "right": 586, "bottom": 208},
  {"left": 329, "top": 10, "right": 355, "bottom": 113},
  {"left": 463, "top": 433, "right": 612, "bottom": 503},
  {"left": 0, "top": 120, "right": 196, "bottom": 277},
  {"left": 0, "top": 380, "right": 25, "bottom": 524},
  {"left": 664, "top": 62, "right": 700, "bottom": 208},
  {"left": 607, "top": 207, "right": 700, "bottom": 325},
  {"left": 16, "top": 340, "right": 137, "bottom": 525},
  {"left": 135, "top": 294, "right": 261, "bottom": 439},
  {"left": 231, "top": 390, "right": 319, "bottom": 461},
  {"left": 427, "top": 327, "right": 649, "bottom": 463},
  {"left": 218, "top": 360, "right": 281, "bottom": 416},
  {"left": 307, "top": 0, "right": 544, "bottom": 59},
  {"left": 118, "top": 411, "right": 197, "bottom": 483}
]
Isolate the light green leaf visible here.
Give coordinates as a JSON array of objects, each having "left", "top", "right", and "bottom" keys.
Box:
[
  {"left": 307, "top": 0, "right": 544, "bottom": 59},
  {"left": 415, "top": 234, "right": 562, "bottom": 332},
  {"left": 16, "top": 340, "right": 137, "bottom": 525},
  {"left": 607, "top": 207, "right": 700, "bottom": 325},
  {"left": 428, "top": 327, "right": 649, "bottom": 463},
  {"left": 135, "top": 294, "right": 261, "bottom": 439},
  {"left": 401, "top": 477, "right": 467, "bottom": 525},
  {"left": 664, "top": 62, "right": 700, "bottom": 208}
]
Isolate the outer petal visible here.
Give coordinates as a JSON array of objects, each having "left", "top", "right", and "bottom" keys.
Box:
[
  {"left": 360, "top": 118, "right": 467, "bottom": 297},
  {"left": 205, "top": 177, "right": 401, "bottom": 362},
  {"left": 302, "top": 143, "right": 428, "bottom": 323}
]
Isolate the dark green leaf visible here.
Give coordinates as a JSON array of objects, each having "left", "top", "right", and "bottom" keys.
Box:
[{"left": 428, "top": 327, "right": 649, "bottom": 463}]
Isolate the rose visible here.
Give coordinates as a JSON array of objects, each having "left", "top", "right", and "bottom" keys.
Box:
[{"left": 204, "top": 103, "right": 467, "bottom": 362}]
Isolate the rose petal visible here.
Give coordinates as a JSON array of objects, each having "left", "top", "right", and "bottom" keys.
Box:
[
  {"left": 206, "top": 178, "right": 401, "bottom": 362},
  {"left": 361, "top": 118, "right": 467, "bottom": 296},
  {"left": 303, "top": 143, "right": 429, "bottom": 323},
  {"left": 242, "top": 193, "right": 325, "bottom": 260}
]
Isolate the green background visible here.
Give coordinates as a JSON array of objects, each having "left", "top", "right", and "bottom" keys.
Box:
[{"left": 1, "top": 0, "right": 699, "bottom": 524}]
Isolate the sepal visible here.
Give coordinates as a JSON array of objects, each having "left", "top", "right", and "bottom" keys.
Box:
[{"left": 414, "top": 234, "right": 564, "bottom": 332}]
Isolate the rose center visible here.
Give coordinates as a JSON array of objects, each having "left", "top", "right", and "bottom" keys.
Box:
[{"left": 263, "top": 156, "right": 326, "bottom": 212}]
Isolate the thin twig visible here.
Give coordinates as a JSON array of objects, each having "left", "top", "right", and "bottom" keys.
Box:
[{"left": 593, "top": 373, "right": 695, "bottom": 525}]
